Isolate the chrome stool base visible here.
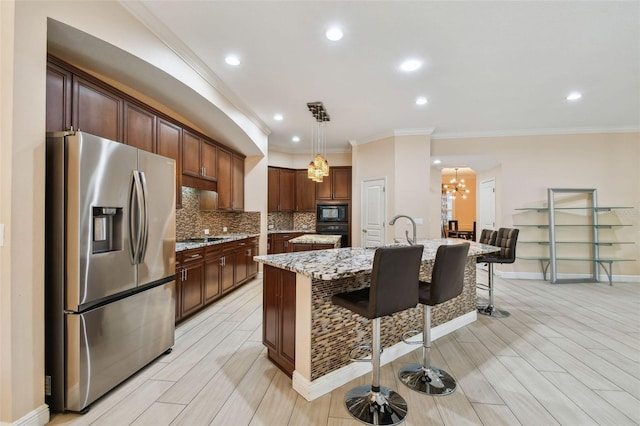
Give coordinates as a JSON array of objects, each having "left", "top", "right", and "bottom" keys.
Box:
[
  {"left": 398, "top": 364, "right": 457, "bottom": 395},
  {"left": 477, "top": 304, "right": 510, "bottom": 318},
  {"left": 344, "top": 385, "right": 408, "bottom": 426}
]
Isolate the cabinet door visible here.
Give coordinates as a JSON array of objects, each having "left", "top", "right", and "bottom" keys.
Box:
[
  {"left": 182, "top": 130, "right": 201, "bottom": 178},
  {"left": 217, "top": 148, "right": 232, "bottom": 210},
  {"left": 232, "top": 154, "right": 244, "bottom": 210},
  {"left": 175, "top": 266, "right": 182, "bottom": 322},
  {"left": 279, "top": 169, "right": 295, "bottom": 212},
  {"left": 204, "top": 256, "right": 221, "bottom": 304},
  {"left": 181, "top": 262, "right": 204, "bottom": 318},
  {"left": 157, "top": 119, "right": 182, "bottom": 208},
  {"left": 332, "top": 167, "right": 352, "bottom": 200},
  {"left": 268, "top": 168, "right": 280, "bottom": 212},
  {"left": 280, "top": 270, "right": 296, "bottom": 366},
  {"left": 316, "top": 174, "right": 332, "bottom": 200},
  {"left": 247, "top": 241, "right": 259, "bottom": 277},
  {"left": 313, "top": 243, "right": 335, "bottom": 250},
  {"left": 46, "top": 62, "right": 72, "bottom": 132},
  {"left": 73, "top": 76, "right": 123, "bottom": 142},
  {"left": 221, "top": 254, "right": 235, "bottom": 292},
  {"left": 124, "top": 102, "right": 155, "bottom": 152},
  {"left": 201, "top": 141, "right": 218, "bottom": 181},
  {"left": 295, "top": 170, "right": 316, "bottom": 212},
  {"left": 234, "top": 243, "right": 249, "bottom": 285},
  {"left": 263, "top": 266, "right": 279, "bottom": 353}
]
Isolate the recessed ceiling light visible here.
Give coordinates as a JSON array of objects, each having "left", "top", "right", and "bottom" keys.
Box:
[
  {"left": 399, "top": 59, "right": 422, "bottom": 72},
  {"left": 292, "top": 136, "right": 300, "bottom": 142},
  {"left": 225, "top": 55, "right": 240, "bottom": 66},
  {"left": 416, "top": 96, "right": 428, "bottom": 105},
  {"left": 433, "top": 159, "right": 441, "bottom": 165},
  {"left": 274, "top": 113, "right": 284, "bottom": 121},
  {"left": 566, "top": 92, "right": 582, "bottom": 101},
  {"left": 326, "top": 26, "right": 343, "bottom": 41}
]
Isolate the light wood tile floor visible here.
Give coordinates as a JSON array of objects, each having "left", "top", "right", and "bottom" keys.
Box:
[{"left": 49, "top": 270, "right": 640, "bottom": 425}]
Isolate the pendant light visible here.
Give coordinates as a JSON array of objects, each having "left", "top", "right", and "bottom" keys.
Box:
[{"left": 306, "top": 102, "right": 330, "bottom": 182}]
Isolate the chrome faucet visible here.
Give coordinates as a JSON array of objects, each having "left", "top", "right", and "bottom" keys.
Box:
[{"left": 389, "top": 214, "right": 417, "bottom": 245}]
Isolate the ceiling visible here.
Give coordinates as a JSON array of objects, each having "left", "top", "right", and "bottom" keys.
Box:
[{"left": 52, "top": 1, "right": 640, "bottom": 158}]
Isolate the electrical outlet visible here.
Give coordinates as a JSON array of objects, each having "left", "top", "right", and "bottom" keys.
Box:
[
  {"left": 204, "top": 229, "right": 210, "bottom": 235},
  {"left": 302, "top": 224, "right": 308, "bottom": 229},
  {"left": 223, "top": 227, "right": 228, "bottom": 232},
  {"left": 268, "top": 224, "right": 274, "bottom": 230}
]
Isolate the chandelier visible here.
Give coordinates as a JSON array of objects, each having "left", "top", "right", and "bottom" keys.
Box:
[
  {"left": 443, "top": 168, "right": 470, "bottom": 199},
  {"left": 306, "top": 102, "right": 330, "bottom": 182}
]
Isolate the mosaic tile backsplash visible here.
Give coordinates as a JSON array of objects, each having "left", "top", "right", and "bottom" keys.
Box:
[
  {"left": 176, "top": 187, "right": 260, "bottom": 240},
  {"left": 267, "top": 212, "right": 316, "bottom": 231}
]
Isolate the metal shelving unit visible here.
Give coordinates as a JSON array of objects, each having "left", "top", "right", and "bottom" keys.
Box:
[{"left": 515, "top": 188, "right": 635, "bottom": 285}]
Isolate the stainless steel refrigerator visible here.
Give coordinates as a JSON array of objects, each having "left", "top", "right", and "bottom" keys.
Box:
[{"left": 45, "top": 131, "right": 176, "bottom": 412}]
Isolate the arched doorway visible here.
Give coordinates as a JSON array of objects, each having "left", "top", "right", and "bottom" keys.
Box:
[{"left": 441, "top": 167, "right": 476, "bottom": 239}]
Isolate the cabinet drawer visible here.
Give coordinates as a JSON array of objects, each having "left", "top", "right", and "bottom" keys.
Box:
[
  {"left": 205, "top": 244, "right": 222, "bottom": 258},
  {"left": 181, "top": 248, "right": 204, "bottom": 263}
]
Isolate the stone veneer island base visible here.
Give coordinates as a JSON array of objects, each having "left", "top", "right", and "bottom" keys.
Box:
[{"left": 254, "top": 239, "right": 498, "bottom": 401}]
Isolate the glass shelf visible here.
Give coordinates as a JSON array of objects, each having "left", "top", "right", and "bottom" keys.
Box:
[
  {"left": 519, "top": 241, "right": 634, "bottom": 245},
  {"left": 515, "top": 207, "right": 633, "bottom": 211},
  {"left": 514, "top": 224, "right": 632, "bottom": 228}
]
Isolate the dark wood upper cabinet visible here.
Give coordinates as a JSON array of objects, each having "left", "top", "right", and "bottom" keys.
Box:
[
  {"left": 295, "top": 170, "right": 316, "bottom": 212},
  {"left": 46, "top": 62, "right": 72, "bottom": 132},
  {"left": 217, "top": 148, "right": 233, "bottom": 210},
  {"left": 232, "top": 154, "right": 244, "bottom": 211},
  {"left": 183, "top": 130, "right": 217, "bottom": 184},
  {"left": 317, "top": 166, "right": 351, "bottom": 200},
  {"left": 157, "top": 118, "right": 182, "bottom": 208},
  {"left": 182, "top": 130, "right": 201, "bottom": 178},
  {"left": 268, "top": 167, "right": 295, "bottom": 212},
  {"left": 124, "top": 101, "right": 156, "bottom": 152},
  {"left": 72, "top": 76, "right": 123, "bottom": 142}
]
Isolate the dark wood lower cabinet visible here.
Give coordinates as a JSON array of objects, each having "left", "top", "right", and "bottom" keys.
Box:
[
  {"left": 263, "top": 265, "right": 296, "bottom": 376},
  {"left": 176, "top": 237, "right": 259, "bottom": 323}
]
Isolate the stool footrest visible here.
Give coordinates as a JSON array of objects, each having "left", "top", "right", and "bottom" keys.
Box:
[
  {"left": 349, "top": 344, "right": 384, "bottom": 363},
  {"left": 398, "top": 364, "right": 457, "bottom": 395},
  {"left": 401, "top": 329, "right": 422, "bottom": 345}
]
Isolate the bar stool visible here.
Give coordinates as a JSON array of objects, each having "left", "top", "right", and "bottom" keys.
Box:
[
  {"left": 332, "top": 245, "right": 424, "bottom": 426},
  {"left": 477, "top": 227, "right": 519, "bottom": 318},
  {"left": 398, "top": 243, "right": 470, "bottom": 395}
]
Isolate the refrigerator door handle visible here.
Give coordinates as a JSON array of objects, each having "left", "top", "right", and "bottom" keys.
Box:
[
  {"left": 130, "top": 171, "right": 145, "bottom": 264},
  {"left": 138, "top": 171, "right": 149, "bottom": 263}
]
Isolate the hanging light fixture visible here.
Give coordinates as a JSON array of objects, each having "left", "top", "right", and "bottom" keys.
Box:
[
  {"left": 443, "top": 168, "right": 470, "bottom": 199},
  {"left": 306, "top": 102, "right": 330, "bottom": 182}
]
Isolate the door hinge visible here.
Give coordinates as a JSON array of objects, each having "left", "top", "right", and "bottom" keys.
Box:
[{"left": 45, "top": 375, "right": 51, "bottom": 396}]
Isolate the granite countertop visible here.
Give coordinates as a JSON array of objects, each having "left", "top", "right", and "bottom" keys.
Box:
[
  {"left": 254, "top": 238, "right": 499, "bottom": 281},
  {"left": 288, "top": 234, "right": 341, "bottom": 246},
  {"left": 176, "top": 234, "right": 259, "bottom": 252},
  {"left": 268, "top": 229, "right": 315, "bottom": 234}
]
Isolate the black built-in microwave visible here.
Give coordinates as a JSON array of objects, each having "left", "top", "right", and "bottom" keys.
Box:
[{"left": 316, "top": 204, "right": 348, "bottom": 222}]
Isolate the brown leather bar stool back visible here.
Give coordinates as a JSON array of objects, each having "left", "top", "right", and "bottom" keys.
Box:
[
  {"left": 477, "top": 227, "right": 519, "bottom": 318},
  {"left": 398, "top": 243, "right": 470, "bottom": 395},
  {"left": 332, "top": 245, "right": 423, "bottom": 426}
]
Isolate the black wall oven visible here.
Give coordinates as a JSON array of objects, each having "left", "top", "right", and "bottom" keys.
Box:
[{"left": 316, "top": 223, "right": 349, "bottom": 248}]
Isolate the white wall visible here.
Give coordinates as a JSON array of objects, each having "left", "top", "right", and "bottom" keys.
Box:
[{"left": 431, "top": 132, "right": 640, "bottom": 277}]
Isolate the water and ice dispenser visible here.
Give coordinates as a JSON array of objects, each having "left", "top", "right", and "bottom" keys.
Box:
[{"left": 92, "top": 207, "right": 123, "bottom": 253}]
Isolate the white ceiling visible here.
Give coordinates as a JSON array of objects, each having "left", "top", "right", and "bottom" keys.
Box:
[
  {"left": 53, "top": 1, "right": 640, "bottom": 157},
  {"left": 134, "top": 0, "right": 640, "bottom": 154}
]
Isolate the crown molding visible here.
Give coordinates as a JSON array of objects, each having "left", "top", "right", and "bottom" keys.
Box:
[
  {"left": 119, "top": 1, "right": 270, "bottom": 136},
  {"left": 431, "top": 126, "right": 640, "bottom": 140},
  {"left": 351, "top": 128, "right": 436, "bottom": 146}
]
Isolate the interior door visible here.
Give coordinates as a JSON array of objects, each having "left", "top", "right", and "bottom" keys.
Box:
[
  {"left": 361, "top": 178, "right": 386, "bottom": 247},
  {"left": 478, "top": 178, "right": 496, "bottom": 235}
]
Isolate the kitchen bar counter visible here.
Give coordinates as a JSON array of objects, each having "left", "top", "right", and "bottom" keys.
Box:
[
  {"left": 254, "top": 239, "right": 498, "bottom": 401},
  {"left": 288, "top": 234, "right": 341, "bottom": 247}
]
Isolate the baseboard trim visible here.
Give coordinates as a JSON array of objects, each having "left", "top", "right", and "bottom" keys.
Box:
[
  {"left": 292, "top": 310, "right": 477, "bottom": 401},
  {"left": 1, "top": 404, "right": 49, "bottom": 426}
]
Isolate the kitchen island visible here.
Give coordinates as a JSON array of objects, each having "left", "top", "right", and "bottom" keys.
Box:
[{"left": 254, "top": 238, "right": 498, "bottom": 401}]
